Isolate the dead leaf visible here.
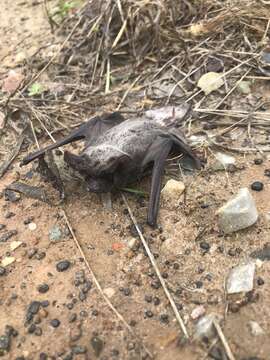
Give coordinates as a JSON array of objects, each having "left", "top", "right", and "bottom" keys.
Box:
[
  {"left": 2, "top": 70, "right": 24, "bottom": 93},
  {"left": 197, "top": 72, "right": 224, "bottom": 95},
  {"left": 1, "top": 256, "right": 15, "bottom": 267}
]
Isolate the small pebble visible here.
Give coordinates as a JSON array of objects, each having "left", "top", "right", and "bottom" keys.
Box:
[
  {"left": 82, "top": 281, "right": 92, "bottom": 293},
  {"left": 264, "top": 169, "right": 270, "bottom": 177},
  {"left": 28, "top": 248, "right": 38, "bottom": 259},
  {"left": 144, "top": 295, "right": 152, "bottom": 303},
  {"left": 24, "top": 217, "right": 34, "bottom": 225},
  {"left": 91, "top": 335, "right": 104, "bottom": 357},
  {"left": 49, "top": 225, "right": 62, "bottom": 242},
  {"left": 0, "top": 224, "right": 6, "bottom": 230},
  {"left": 144, "top": 310, "right": 153, "bottom": 318},
  {"left": 41, "top": 300, "right": 49, "bottom": 308},
  {"left": 28, "top": 301, "right": 41, "bottom": 315},
  {"left": 50, "top": 319, "right": 60, "bottom": 328},
  {"left": 39, "top": 353, "right": 48, "bottom": 360},
  {"left": 79, "top": 291, "right": 87, "bottom": 301},
  {"left": 151, "top": 280, "right": 161, "bottom": 289},
  {"left": 153, "top": 297, "right": 160, "bottom": 306},
  {"left": 195, "top": 280, "right": 203, "bottom": 288},
  {"left": 80, "top": 310, "right": 88, "bottom": 318},
  {"left": 254, "top": 158, "right": 263, "bottom": 165},
  {"left": 200, "top": 242, "right": 210, "bottom": 252},
  {"left": 123, "top": 288, "right": 131, "bottom": 296},
  {"left": 69, "top": 313, "right": 77, "bottom": 323},
  {"left": 56, "top": 260, "right": 71, "bottom": 272},
  {"left": 257, "top": 277, "right": 264, "bottom": 286},
  {"left": 4, "top": 211, "right": 15, "bottom": 219},
  {"left": 28, "top": 324, "right": 36, "bottom": 334},
  {"left": 127, "top": 342, "right": 135, "bottom": 351},
  {"left": 0, "top": 334, "right": 10, "bottom": 351},
  {"left": 5, "top": 190, "right": 20, "bottom": 202},
  {"left": 251, "top": 181, "right": 264, "bottom": 192},
  {"left": 28, "top": 222, "right": 37, "bottom": 231},
  {"left": 34, "top": 327, "right": 42, "bottom": 336},
  {"left": 0, "top": 230, "right": 18, "bottom": 243},
  {"left": 0, "top": 266, "right": 6, "bottom": 276},
  {"left": 36, "top": 252, "right": 46, "bottom": 260},
  {"left": 159, "top": 314, "right": 169, "bottom": 324},
  {"left": 37, "top": 284, "right": 49, "bottom": 294}
]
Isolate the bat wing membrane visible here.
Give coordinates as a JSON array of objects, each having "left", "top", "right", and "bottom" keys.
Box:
[{"left": 143, "top": 131, "right": 201, "bottom": 227}]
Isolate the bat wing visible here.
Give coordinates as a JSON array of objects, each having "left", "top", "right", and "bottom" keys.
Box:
[
  {"left": 143, "top": 131, "right": 201, "bottom": 227},
  {"left": 21, "top": 112, "right": 125, "bottom": 166},
  {"left": 142, "top": 137, "right": 174, "bottom": 227},
  {"left": 168, "top": 128, "right": 201, "bottom": 169}
]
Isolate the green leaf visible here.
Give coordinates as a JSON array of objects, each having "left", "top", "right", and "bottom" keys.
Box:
[
  {"left": 120, "top": 187, "right": 147, "bottom": 196},
  {"left": 28, "top": 83, "right": 44, "bottom": 96}
]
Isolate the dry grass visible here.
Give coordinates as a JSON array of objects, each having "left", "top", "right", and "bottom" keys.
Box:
[{"left": 1, "top": 0, "right": 270, "bottom": 152}]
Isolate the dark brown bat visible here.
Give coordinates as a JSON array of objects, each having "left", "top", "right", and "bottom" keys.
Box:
[{"left": 21, "top": 105, "right": 201, "bottom": 226}]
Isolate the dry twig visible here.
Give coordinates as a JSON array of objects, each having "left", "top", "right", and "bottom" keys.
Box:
[
  {"left": 121, "top": 194, "right": 189, "bottom": 339},
  {"left": 62, "top": 210, "right": 153, "bottom": 359}
]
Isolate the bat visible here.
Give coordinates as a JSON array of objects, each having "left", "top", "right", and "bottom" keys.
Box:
[{"left": 21, "top": 105, "right": 201, "bottom": 227}]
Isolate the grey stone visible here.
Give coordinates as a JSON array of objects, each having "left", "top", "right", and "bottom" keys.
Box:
[
  {"left": 212, "top": 152, "right": 236, "bottom": 171},
  {"left": 248, "top": 321, "right": 264, "bottom": 336},
  {"left": 226, "top": 263, "right": 255, "bottom": 294},
  {"left": 49, "top": 226, "right": 62, "bottom": 242},
  {"left": 217, "top": 188, "right": 258, "bottom": 234},
  {"left": 195, "top": 313, "right": 222, "bottom": 340}
]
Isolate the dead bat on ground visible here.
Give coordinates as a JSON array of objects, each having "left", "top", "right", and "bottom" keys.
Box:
[{"left": 21, "top": 104, "right": 201, "bottom": 227}]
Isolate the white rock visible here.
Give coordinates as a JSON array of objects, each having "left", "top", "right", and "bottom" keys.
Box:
[
  {"left": 103, "top": 287, "right": 115, "bottom": 298},
  {"left": 217, "top": 188, "right": 258, "bottom": 234},
  {"left": 255, "top": 259, "right": 263, "bottom": 268},
  {"left": 248, "top": 321, "right": 264, "bottom": 336},
  {"left": 213, "top": 152, "right": 236, "bottom": 171},
  {"left": 195, "top": 313, "right": 221, "bottom": 340},
  {"left": 127, "top": 238, "right": 138, "bottom": 250},
  {"left": 191, "top": 305, "right": 206, "bottom": 320},
  {"left": 28, "top": 222, "right": 37, "bottom": 231},
  {"left": 197, "top": 72, "right": 224, "bottom": 95},
  {"left": 161, "top": 179, "right": 185, "bottom": 202},
  {"left": 226, "top": 263, "right": 255, "bottom": 294},
  {"left": 1, "top": 257, "right": 15, "bottom": 267},
  {"left": 10, "top": 241, "right": 23, "bottom": 251}
]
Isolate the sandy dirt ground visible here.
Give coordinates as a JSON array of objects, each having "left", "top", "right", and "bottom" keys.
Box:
[{"left": 0, "top": 1, "right": 270, "bottom": 360}]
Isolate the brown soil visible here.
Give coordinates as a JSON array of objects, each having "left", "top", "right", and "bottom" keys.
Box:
[{"left": 1, "top": 1, "right": 270, "bottom": 360}]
